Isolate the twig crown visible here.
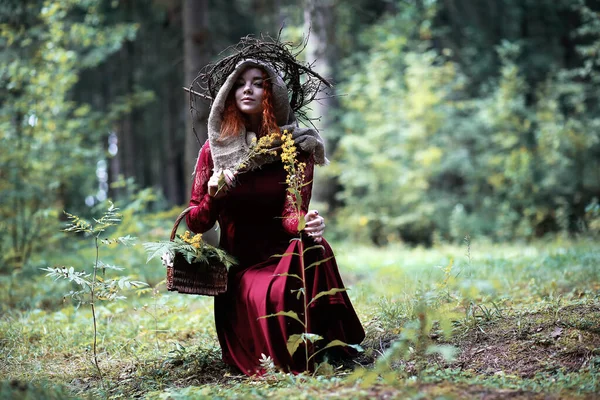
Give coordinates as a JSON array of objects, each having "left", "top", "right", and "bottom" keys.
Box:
[{"left": 188, "top": 32, "right": 332, "bottom": 124}]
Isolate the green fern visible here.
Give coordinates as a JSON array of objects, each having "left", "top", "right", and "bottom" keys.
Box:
[{"left": 143, "top": 235, "right": 237, "bottom": 269}]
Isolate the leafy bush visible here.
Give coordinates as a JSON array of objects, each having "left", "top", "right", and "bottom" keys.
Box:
[
  {"left": 0, "top": 1, "right": 152, "bottom": 271},
  {"left": 333, "top": 2, "right": 600, "bottom": 245}
]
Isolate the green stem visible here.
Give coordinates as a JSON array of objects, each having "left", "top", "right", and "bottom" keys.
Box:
[
  {"left": 91, "top": 235, "right": 103, "bottom": 384},
  {"left": 297, "top": 233, "right": 310, "bottom": 372},
  {"left": 154, "top": 288, "right": 160, "bottom": 353}
]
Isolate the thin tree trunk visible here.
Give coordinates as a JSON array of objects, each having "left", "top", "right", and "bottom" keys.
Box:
[
  {"left": 183, "top": 0, "right": 209, "bottom": 196},
  {"left": 304, "top": 0, "right": 339, "bottom": 209},
  {"left": 167, "top": 3, "right": 185, "bottom": 205},
  {"left": 182, "top": 0, "right": 219, "bottom": 244},
  {"left": 104, "top": 54, "right": 123, "bottom": 200},
  {"left": 164, "top": 68, "right": 182, "bottom": 204},
  {"left": 119, "top": 37, "right": 136, "bottom": 182},
  {"left": 12, "top": 112, "right": 23, "bottom": 266}
]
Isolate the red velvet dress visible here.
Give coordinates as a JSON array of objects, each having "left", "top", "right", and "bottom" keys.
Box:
[{"left": 186, "top": 141, "right": 365, "bottom": 375}]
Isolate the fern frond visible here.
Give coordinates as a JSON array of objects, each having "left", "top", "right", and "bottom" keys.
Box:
[{"left": 142, "top": 241, "right": 178, "bottom": 263}]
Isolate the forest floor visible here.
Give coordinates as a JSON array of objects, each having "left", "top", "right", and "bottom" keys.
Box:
[{"left": 1, "top": 235, "right": 599, "bottom": 399}]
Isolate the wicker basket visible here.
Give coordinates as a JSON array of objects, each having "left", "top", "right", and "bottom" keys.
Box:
[{"left": 166, "top": 206, "right": 228, "bottom": 296}]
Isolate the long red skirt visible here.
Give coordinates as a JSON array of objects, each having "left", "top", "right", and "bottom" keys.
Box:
[{"left": 214, "top": 238, "right": 365, "bottom": 375}]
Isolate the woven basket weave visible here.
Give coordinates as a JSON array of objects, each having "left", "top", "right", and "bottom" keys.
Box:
[{"left": 166, "top": 206, "right": 228, "bottom": 296}]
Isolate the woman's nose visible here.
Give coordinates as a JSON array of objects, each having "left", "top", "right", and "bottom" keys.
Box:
[{"left": 243, "top": 84, "right": 252, "bottom": 94}]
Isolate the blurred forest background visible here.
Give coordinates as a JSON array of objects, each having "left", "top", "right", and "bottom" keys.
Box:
[
  {"left": 2, "top": 2, "right": 600, "bottom": 398},
  {"left": 2, "top": 0, "right": 600, "bottom": 272}
]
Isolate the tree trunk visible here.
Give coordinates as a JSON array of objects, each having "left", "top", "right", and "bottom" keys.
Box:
[
  {"left": 304, "top": 0, "right": 339, "bottom": 210},
  {"left": 119, "top": 40, "right": 136, "bottom": 183},
  {"left": 118, "top": 1, "right": 136, "bottom": 186},
  {"left": 182, "top": 0, "right": 219, "bottom": 245},
  {"left": 164, "top": 65, "right": 184, "bottom": 205},
  {"left": 183, "top": 0, "right": 210, "bottom": 196}
]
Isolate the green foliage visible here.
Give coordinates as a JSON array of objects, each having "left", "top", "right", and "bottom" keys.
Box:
[
  {"left": 334, "top": 0, "right": 600, "bottom": 244},
  {"left": 42, "top": 202, "right": 147, "bottom": 382},
  {"left": 0, "top": 0, "right": 143, "bottom": 271},
  {"left": 143, "top": 232, "right": 236, "bottom": 268},
  {"left": 1, "top": 232, "right": 599, "bottom": 398},
  {"left": 0, "top": 380, "right": 80, "bottom": 400},
  {"left": 335, "top": 3, "right": 459, "bottom": 245}
]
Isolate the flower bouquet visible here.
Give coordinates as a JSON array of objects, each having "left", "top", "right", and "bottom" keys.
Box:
[{"left": 216, "top": 131, "right": 283, "bottom": 193}]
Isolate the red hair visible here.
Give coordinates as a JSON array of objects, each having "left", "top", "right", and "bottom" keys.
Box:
[
  {"left": 219, "top": 69, "right": 280, "bottom": 140},
  {"left": 219, "top": 98, "right": 244, "bottom": 140},
  {"left": 260, "top": 76, "right": 280, "bottom": 137}
]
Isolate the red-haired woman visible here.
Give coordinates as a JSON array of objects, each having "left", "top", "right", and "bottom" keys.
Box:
[{"left": 186, "top": 60, "right": 364, "bottom": 375}]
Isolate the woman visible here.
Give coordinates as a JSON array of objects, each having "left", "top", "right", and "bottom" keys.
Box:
[{"left": 186, "top": 58, "right": 364, "bottom": 375}]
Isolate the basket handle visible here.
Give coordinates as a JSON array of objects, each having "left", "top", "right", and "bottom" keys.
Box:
[{"left": 170, "top": 206, "right": 197, "bottom": 241}]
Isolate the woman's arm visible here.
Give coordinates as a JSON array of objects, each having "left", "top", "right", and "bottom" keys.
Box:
[{"left": 186, "top": 141, "right": 221, "bottom": 233}]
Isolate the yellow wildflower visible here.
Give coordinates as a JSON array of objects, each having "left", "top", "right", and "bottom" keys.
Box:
[{"left": 181, "top": 231, "right": 203, "bottom": 249}]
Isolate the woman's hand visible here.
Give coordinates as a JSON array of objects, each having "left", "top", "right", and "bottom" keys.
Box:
[
  {"left": 208, "top": 169, "right": 236, "bottom": 198},
  {"left": 304, "top": 210, "right": 325, "bottom": 243}
]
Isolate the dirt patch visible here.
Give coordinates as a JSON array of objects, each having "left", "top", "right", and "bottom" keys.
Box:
[
  {"left": 450, "top": 303, "right": 600, "bottom": 378},
  {"left": 419, "top": 383, "right": 563, "bottom": 400},
  {"left": 318, "top": 382, "right": 565, "bottom": 400}
]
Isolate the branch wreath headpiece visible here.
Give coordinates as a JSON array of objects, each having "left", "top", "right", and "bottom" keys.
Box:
[{"left": 185, "top": 32, "right": 333, "bottom": 125}]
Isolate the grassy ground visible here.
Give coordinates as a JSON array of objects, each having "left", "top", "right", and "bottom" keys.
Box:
[{"left": 1, "top": 234, "right": 599, "bottom": 399}]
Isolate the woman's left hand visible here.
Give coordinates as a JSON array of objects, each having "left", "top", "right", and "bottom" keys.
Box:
[{"left": 304, "top": 210, "right": 325, "bottom": 243}]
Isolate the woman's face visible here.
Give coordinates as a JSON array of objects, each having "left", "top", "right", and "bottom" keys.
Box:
[{"left": 234, "top": 67, "right": 265, "bottom": 116}]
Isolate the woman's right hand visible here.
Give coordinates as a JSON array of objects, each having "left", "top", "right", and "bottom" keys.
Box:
[{"left": 208, "top": 169, "right": 236, "bottom": 198}]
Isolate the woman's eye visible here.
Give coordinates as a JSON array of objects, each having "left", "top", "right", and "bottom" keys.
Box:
[{"left": 254, "top": 81, "right": 263, "bottom": 88}]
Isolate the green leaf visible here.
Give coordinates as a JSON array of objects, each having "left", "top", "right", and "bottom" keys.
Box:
[
  {"left": 286, "top": 333, "right": 324, "bottom": 357},
  {"left": 62, "top": 211, "right": 92, "bottom": 233},
  {"left": 258, "top": 310, "right": 304, "bottom": 327},
  {"left": 303, "top": 333, "right": 324, "bottom": 343},
  {"left": 97, "top": 260, "right": 124, "bottom": 271},
  {"left": 287, "top": 187, "right": 302, "bottom": 210},
  {"left": 273, "top": 273, "right": 302, "bottom": 281},
  {"left": 308, "top": 340, "right": 363, "bottom": 361},
  {"left": 305, "top": 256, "right": 334, "bottom": 270},
  {"left": 297, "top": 215, "right": 306, "bottom": 231},
  {"left": 286, "top": 334, "right": 304, "bottom": 356},
  {"left": 302, "top": 244, "right": 325, "bottom": 254},
  {"left": 142, "top": 241, "right": 177, "bottom": 263},
  {"left": 117, "top": 277, "right": 127, "bottom": 289},
  {"left": 183, "top": 251, "right": 195, "bottom": 264},
  {"left": 136, "top": 288, "right": 153, "bottom": 296},
  {"left": 300, "top": 179, "right": 313, "bottom": 188},
  {"left": 425, "top": 344, "right": 458, "bottom": 362},
  {"left": 101, "top": 235, "right": 136, "bottom": 246},
  {"left": 270, "top": 252, "right": 301, "bottom": 258},
  {"left": 307, "top": 288, "right": 348, "bottom": 307}
]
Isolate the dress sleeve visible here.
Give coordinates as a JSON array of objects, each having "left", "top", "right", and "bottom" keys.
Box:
[
  {"left": 281, "top": 152, "right": 314, "bottom": 235},
  {"left": 186, "top": 140, "right": 221, "bottom": 233}
]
